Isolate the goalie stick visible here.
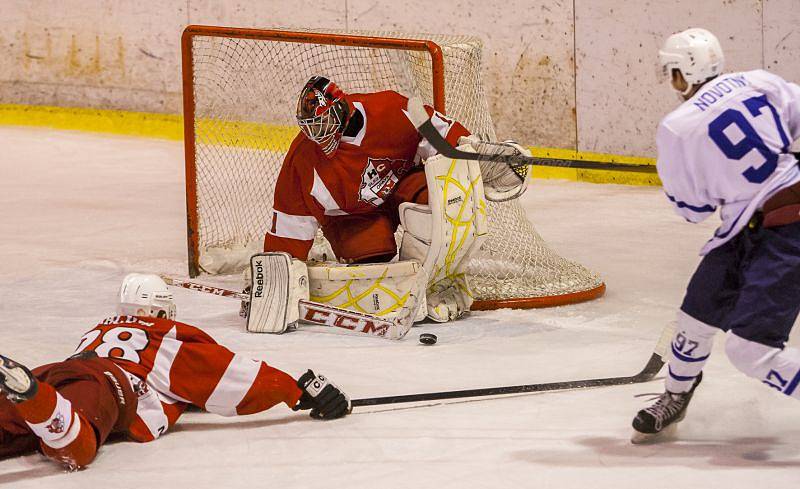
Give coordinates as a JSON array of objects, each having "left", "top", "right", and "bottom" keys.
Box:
[
  {"left": 160, "top": 276, "right": 414, "bottom": 340},
  {"left": 406, "top": 97, "right": 657, "bottom": 174},
  {"left": 351, "top": 323, "right": 674, "bottom": 408}
]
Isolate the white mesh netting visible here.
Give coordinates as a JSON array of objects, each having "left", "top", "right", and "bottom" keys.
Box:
[{"left": 185, "top": 27, "right": 604, "bottom": 308}]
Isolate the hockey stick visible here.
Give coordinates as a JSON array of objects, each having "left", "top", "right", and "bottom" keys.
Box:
[
  {"left": 160, "top": 276, "right": 415, "bottom": 340},
  {"left": 406, "top": 97, "right": 657, "bottom": 174},
  {"left": 351, "top": 323, "right": 674, "bottom": 408}
]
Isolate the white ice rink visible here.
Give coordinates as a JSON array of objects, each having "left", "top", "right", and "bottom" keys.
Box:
[{"left": 0, "top": 126, "right": 798, "bottom": 488}]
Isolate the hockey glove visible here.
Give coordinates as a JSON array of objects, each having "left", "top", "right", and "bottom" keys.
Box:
[{"left": 293, "top": 370, "right": 351, "bottom": 419}]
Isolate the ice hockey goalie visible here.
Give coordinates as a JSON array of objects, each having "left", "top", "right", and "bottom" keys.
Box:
[{"left": 262, "top": 76, "right": 487, "bottom": 322}]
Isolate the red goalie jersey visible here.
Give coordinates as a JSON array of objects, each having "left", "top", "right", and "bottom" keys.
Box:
[
  {"left": 265, "top": 90, "right": 470, "bottom": 262},
  {"left": 73, "top": 315, "right": 302, "bottom": 442}
]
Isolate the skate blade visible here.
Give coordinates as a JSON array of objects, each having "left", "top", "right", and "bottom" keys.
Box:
[{"left": 631, "top": 422, "right": 678, "bottom": 444}]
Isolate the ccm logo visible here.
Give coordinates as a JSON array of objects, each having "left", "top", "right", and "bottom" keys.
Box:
[{"left": 303, "top": 308, "right": 389, "bottom": 336}]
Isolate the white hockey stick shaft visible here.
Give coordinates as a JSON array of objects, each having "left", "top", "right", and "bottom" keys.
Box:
[{"left": 161, "top": 276, "right": 413, "bottom": 340}]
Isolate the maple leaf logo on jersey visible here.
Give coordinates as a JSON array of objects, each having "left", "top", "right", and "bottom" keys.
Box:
[
  {"left": 359, "top": 158, "right": 411, "bottom": 207},
  {"left": 46, "top": 413, "right": 66, "bottom": 434}
]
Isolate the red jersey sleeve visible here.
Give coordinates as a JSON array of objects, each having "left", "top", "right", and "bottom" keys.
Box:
[
  {"left": 74, "top": 316, "right": 303, "bottom": 442},
  {"left": 167, "top": 322, "right": 302, "bottom": 416},
  {"left": 264, "top": 136, "right": 324, "bottom": 260}
]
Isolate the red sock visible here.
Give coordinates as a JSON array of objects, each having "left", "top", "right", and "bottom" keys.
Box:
[{"left": 14, "top": 382, "right": 98, "bottom": 469}]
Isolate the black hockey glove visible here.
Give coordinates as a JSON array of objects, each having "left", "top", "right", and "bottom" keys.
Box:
[{"left": 293, "top": 370, "right": 350, "bottom": 420}]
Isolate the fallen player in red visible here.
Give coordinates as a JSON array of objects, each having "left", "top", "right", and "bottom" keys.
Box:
[{"left": 0, "top": 273, "right": 349, "bottom": 470}]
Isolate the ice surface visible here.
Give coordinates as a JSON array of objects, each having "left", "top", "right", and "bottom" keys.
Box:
[{"left": 0, "top": 127, "right": 797, "bottom": 487}]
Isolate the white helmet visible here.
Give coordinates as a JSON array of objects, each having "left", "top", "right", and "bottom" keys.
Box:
[
  {"left": 659, "top": 28, "right": 724, "bottom": 94},
  {"left": 117, "top": 273, "right": 176, "bottom": 319}
]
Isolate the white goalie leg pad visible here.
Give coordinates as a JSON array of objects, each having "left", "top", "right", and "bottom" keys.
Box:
[
  {"left": 307, "top": 260, "right": 427, "bottom": 323},
  {"left": 247, "top": 252, "right": 310, "bottom": 333},
  {"left": 399, "top": 147, "right": 488, "bottom": 322}
]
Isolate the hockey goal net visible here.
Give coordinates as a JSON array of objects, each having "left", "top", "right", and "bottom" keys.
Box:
[{"left": 181, "top": 25, "right": 605, "bottom": 310}]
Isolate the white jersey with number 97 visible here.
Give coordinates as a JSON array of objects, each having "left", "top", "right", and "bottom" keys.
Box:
[{"left": 656, "top": 69, "right": 800, "bottom": 254}]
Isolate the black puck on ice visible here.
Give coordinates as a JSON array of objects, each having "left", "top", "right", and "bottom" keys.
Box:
[{"left": 419, "top": 333, "right": 438, "bottom": 345}]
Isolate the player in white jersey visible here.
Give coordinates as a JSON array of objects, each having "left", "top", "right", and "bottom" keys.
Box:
[{"left": 631, "top": 28, "right": 800, "bottom": 443}]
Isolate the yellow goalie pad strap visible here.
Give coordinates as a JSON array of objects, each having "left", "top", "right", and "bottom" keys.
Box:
[{"left": 306, "top": 260, "right": 426, "bottom": 318}]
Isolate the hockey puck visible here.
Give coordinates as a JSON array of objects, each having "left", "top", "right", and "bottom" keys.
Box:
[{"left": 419, "top": 333, "right": 438, "bottom": 345}]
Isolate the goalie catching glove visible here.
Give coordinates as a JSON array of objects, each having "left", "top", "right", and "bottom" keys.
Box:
[
  {"left": 293, "top": 370, "right": 351, "bottom": 419},
  {"left": 458, "top": 135, "right": 531, "bottom": 202}
]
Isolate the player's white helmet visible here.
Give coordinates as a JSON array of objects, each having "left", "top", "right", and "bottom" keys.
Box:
[
  {"left": 117, "top": 273, "right": 176, "bottom": 319},
  {"left": 659, "top": 28, "right": 724, "bottom": 95}
]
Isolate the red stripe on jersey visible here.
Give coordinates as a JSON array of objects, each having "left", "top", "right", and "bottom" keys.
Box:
[
  {"left": 167, "top": 338, "right": 235, "bottom": 409},
  {"left": 264, "top": 233, "right": 314, "bottom": 261}
]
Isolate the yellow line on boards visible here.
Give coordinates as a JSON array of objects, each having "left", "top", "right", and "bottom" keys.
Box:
[
  {"left": 0, "top": 104, "right": 184, "bottom": 140},
  {"left": 0, "top": 104, "right": 659, "bottom": 186}
]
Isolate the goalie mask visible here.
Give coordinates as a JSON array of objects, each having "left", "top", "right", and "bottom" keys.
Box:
[
  {"left": 117, "top": 273, "right": 176, "bottom": 320},
  {"left": 296, "top": 76, "right": 351, "bottom": 156}
]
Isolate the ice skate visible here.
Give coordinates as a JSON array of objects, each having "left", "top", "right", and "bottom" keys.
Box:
[
  {"left": 631, "top": 372, "right": 702, "bottom": 444},
  {"left": 0, "top": 354, "right": 38, "bottom": 403}
]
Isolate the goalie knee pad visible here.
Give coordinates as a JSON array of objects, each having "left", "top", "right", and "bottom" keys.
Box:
[{"left": 398, "top": 203, "right": 431, "bottom": 264}]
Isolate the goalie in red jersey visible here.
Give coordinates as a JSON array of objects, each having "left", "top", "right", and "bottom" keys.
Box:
[
  {"left": 266, "top": 76, "right": 470, "bottom": 264},
  {"left": 255, "top": 76, "right": 526, "bottom": 326},
  {"left": 0, "top": 274, "right": 349, "bottom": 470}
]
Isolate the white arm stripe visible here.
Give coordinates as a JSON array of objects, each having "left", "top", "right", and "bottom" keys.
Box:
[
  {"left": 405, "top": 108, "right": 456, "bottom": 161},
  {"left": 340, "top": 102, "right": 366, "bottom": 146},
  {"left": 120, "top": 369, "right": 170, "bottom": 440},
  {"left": 137, "top": 391, "right": 170, "bottom": 439},
  {"left": 312, "top": 169, "right": 348, "bottom": 216},
  {"left": 430, "top": 111, "right": 454, "bottom": 136},
  {"left": 204, "top": 355, "right": 262, "bottom": 416},
  {"left": 268, "top": 210, "right": 319, "bottom": 241},
  {"left": 147, "top": 326, "right": 191, "bottom": 404}
]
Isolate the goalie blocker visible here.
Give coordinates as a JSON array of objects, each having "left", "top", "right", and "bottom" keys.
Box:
[{"left": 247, "top": 252, "right": 309, "bottom": 333}]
